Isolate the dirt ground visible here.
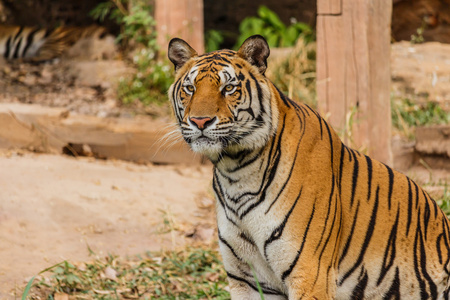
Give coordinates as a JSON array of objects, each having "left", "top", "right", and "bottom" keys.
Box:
[{"left": 0, "top": 150, "right": 215, "bottom": 298}]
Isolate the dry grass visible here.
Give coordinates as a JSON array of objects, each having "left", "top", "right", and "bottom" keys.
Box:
[
  {"left": 266, "top": 36, "right": 316, "bottom": 107},
  {"left": 24, "top": 246, "right": 229, "bottom": 300}
]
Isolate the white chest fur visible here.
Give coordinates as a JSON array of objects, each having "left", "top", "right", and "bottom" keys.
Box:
[{"left": 213, "top": 158, "right": 292, "bottom": 296}]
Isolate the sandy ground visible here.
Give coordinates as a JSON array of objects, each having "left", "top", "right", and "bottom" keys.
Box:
[{"left": 0, "top": 150, "right": 214, "bottom": 298}]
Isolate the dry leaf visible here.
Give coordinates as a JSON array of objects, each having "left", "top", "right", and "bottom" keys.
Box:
[
  {"left": 54, "top": 292, "right": 69, "bottom": 300},
  {"left": 103, "top": 266, "right": 117, "bottom": 281}
]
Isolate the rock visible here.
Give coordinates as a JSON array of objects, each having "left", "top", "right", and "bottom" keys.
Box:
[
  {"left": 0, "top": 103, "right": 202, "bottom": 165},
  {"left": 391, "top": 41, "right": 450, "bottom": 109},
  {"left": 66, "top": 60, "right": 133, "bottom": 88},
  {"left": 415, "top": 125, "right": 450, "bottom": 157},
  {"left": 415, "top": 125, "right": 450, "bottom": 170}
]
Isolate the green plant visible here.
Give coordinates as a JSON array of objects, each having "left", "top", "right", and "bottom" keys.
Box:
[
  {"left": 410, "top": 22, "right": 426, "bottom": 44},
  {"left": 119, "top": 48, "right": 173, "bottom": 105},
  {"left": 235, "top": 5, "right": 313, "bottom": 49},
  {"left": 391, "top": 97, "right": 449, "bottom": 139},
  {"left": 91, "top": 0, "right": 173, "bottom": 105},
  {"left": 24, "top": 247, "right": 230, "bottom": 299},
  {"left": 249, "top": 264, "right": 266, "bottom": 300},
  {"left": 205, "top": 29, "right": 225, "bottom": 52}
]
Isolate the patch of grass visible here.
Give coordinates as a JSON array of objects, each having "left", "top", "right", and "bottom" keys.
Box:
[
  {"left": 25, "top": 247, "right": 230, "bottom": 300},
  {"left": 391, "top": 97, "right": 449, "bottom": 139}
]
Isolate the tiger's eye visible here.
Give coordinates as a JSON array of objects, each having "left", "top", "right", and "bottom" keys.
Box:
[
  {"left": 225, "top": 85, "right": 234, "bottom": 92},
  {"left": 185, "top": 85, "right": 195, "bottom": 93}
]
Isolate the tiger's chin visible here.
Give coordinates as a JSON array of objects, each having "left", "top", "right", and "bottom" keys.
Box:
[{"left": 189, "top": 137, "right": 224, "bottom": 160}]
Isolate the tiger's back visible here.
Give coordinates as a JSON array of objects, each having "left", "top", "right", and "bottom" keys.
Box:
[
  {"left": 299, "top": 104, "right": 450, "bottom": 299},
  {"left": 0, "top": 25, "right": 109, "bottom": 62},
  {"left": 167, "top": 35, "right": 450, "bottom": 299}
]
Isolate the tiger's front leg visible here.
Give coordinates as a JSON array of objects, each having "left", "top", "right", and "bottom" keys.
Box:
[
  {"left": 228, "top": 276, "right": 287, "bottom": 300},
  {"left": 284, "top": 267, "right": 337, "bottom": 300},
  {"left": 219, "top": 237, "right": 288, "bottom": 299},
  {"left": 218, "top": 218, "right": 289, "bottom": 299},
  {"left": 279, "top": 237, "right": 338, "bottom": 300}
]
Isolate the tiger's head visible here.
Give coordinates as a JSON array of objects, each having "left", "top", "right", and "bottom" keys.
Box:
[{"left": 168, "top": 35, "right": 279, "bottom": 162}]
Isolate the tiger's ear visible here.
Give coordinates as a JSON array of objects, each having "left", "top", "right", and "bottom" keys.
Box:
[
  {"left": 237, "top": 35, "right": 270, "bottom": 75},
  {"left": 168, "top": 38, "right": 198, "bottom": 71}
]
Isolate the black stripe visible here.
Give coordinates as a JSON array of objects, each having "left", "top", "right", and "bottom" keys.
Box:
[
  {"left": 437, "top": 233, "right": 443, "bottom": 265},
  {"left": 22, "top": 28, "right": 41, "bottom": 58},
  {"left": 228, "top": 148, "right": 264, "bottom": 173},
  {"left": 346, "top": 146, "right": 353, "bottom": 162},
  {"left": 338, "top": 202, "right": 360, "bottom": 265},
  {"left": 274, "top": 85, "right": 291, "bottom": 108},
  {"left": 323, "top": 121, "right": 334, "bottom": 167},
  {"left": 314, "top": 187, "right": 341, "bottom": 286},
  {"left": 4, "top": 36, "right": 11, "bottom": 58},
  {"left": 172, "top": 79, "right": 183, "bottom": 122},
  {"left": 382, "top": 267, "right": 401, "bottom": 300},
  {"left": 365, "top": 155, "right": 372, "bottom": 201},
  {"left": 238, "top": 116, "right": 286, "bottom": 218},
  {"left": 441, "top": 219, "right": 450, "bottom": 275},
  {"left": 315, "top": 174, "right": 336, "bottom": 251},
  {"left": 218, "top": 231, "right": 243, "bottom": 262},
  {"left": 237, "top": 79, "right": 254, "bottom": 118},
  {"left": 351, "top": 267, "right": 368, "bottom": 300},
  {"left": 349, "top": 150, "right": 359, "bottom": 208},
  {"left": 212, "top": 175, "right": 238, "bottom": 225},
  {"left": 13, "top": 26, "right": 24, "bottom": 41},
  {"left": 240, "top": 232, "right": 256, "bottom": 246},
  {"left": 304, "top": 103, "right": 323, "bottom": 137},
  {"left": 338, "top": 144, "right": 345, "bottom": 195},
  {"left": 43, "top": 28, "right": 52, "bottom": 38},
  {"left": 265, "top": 113, "right": 305, "bottom": 214},
  {"left": 414, "top": 181, "right": 420, "bottom": 208},
  {"left": 249, "top": 72, "right": 262, "bottom": 106},
  {"left": 226, "top": 272, "right": 285, "bottom": 296},
  {"left": 339, "top": 186, "right": 379, "bottom": 285},
  {"left": 413, "top": 212, "right": 438, "bottom": 299},
  {"left": 423, "top": 190, "right": 431, "bottom": 240},
  {"left": 216, "top": 167, "right": 239, "bottom": 184},
  {"left": 281, "top": 202, "right": 316, "bottom": 281},
  {"left": 406, "top": 178, "right": 413, "bottom": 236},
  {"left": 264, "top": 188, "right": 302, "bottom": 258},
  {"left": 386, "top": 166, "right": 394, "bottom": 210},
  {"left": 377, "top": 203, "right": 400, "bottom": 286}
]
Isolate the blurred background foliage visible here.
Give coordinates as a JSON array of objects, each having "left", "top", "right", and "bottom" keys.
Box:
[
  {"left": 88, "top": 0, "right": 448, "bottom": 141},
  {"left": 91, "top": 0, "right": 173, "bottom": 105}
]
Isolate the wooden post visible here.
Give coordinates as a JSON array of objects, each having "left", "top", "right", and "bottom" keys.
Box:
[
  {"left": 316, "top": 0, "right": 393, "bottom": 166},
  {"left": 155, "top": 0, "right": 204, "bottom": 54}
]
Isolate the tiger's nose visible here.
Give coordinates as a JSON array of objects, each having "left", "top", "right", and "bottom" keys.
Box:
[{"left": 189, "top": 116, "right": 216, "bottom": 130}]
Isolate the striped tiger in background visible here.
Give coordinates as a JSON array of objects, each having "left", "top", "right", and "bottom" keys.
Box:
[
  {"left": 0, "top": 25, "right": 108, "bottom": 62},
  {"left": 167, "top": 35, "right": 450, "bottom": 299}
]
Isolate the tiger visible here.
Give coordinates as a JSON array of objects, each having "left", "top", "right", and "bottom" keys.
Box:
[
  {"left": 167, "top": 35, "right": 450, "bottom": 299},
  {"left": 0, "top": 25, "right": 108, "bottom": 62}
]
